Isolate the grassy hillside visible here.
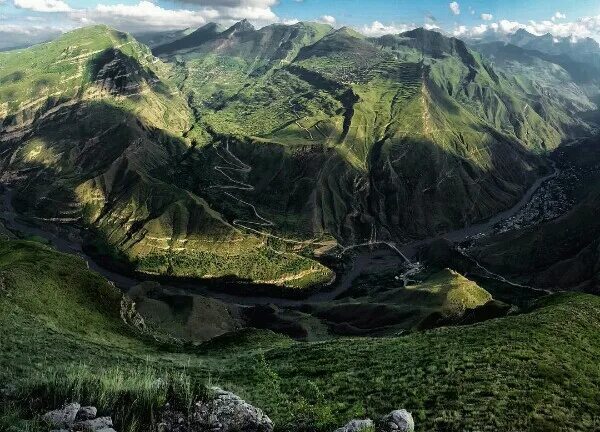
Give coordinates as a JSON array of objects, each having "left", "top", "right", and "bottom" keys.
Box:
[
  {"left": 161, "top": 24, "right": 591, "bottom": 245},
  {"left": 0, "top": 25, "right": 332, "bottom": 289},
  {"left": 0, "top": 25, "right": 192, "bottom": 136},
  {"left": 1, "top": 239, "right": 600, "bottom": 431},
  {"left": 1, "top": 23, "right": 598, "bottom": 289}
]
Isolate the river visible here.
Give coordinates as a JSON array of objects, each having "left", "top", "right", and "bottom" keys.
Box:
[{"left": 0, "top": 160, "right": 559, "bottom": 306}]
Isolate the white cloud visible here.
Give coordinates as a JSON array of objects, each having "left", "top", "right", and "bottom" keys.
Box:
[
  {"left": 453, "top": 25, "right": 467, "bottom": 36},
  {"left": 360, "top": 20, "right": 414, "bottom": 37},
  {"left": 73, "top": 1, "right": 214, "bottom": 31},
  {"left": 319, "top": 15, "right": 336, "bottom": 25},
  {"left": 457, "top": 15, "right": 600, "bottom": 42},
  {"left": 0, "top": 23, "right": 63, "bottom": 48},
  {"left": 176, "top": 0, "right": 276, "bottom": 6},
  {"left": 481, "top": 13, "right": 493, "bottom": 21},
  {"left": 67, "top": 0, "right": 282, "bottom": 32},
  {"left": 14, "top": 0, "right": 72, "bottom": 13},
  {"left": 552, "top": 11, "right": 566, "bottom": 21},
  {"left": 449, "top": 2, "right": 460, "bottom": 16}
]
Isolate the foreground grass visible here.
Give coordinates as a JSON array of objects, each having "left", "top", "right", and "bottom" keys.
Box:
[{"left": 1, "top": 239, "right": 599, "bottom": 431}]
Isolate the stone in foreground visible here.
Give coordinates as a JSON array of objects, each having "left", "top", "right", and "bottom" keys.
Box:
[
  {"left": 76, "top": 416, "right": 114, "bottom": 431},
  {"left": 158, "top": 387, "right": 273, "bottom": 432},
  {"left": 334, "top": 418, "right": 374, "bottom": 432},
  {"left": 76, "top": 406, "right": 98, "bottom": 421},
  {"left": 43, "top": 403, "right": 81, "bottom": 428},
  {"left": 43, "top": 404, "right": 116, "bottom": 432},
  {"left": 379, "top": 409, "right": 414, "bottom": 432}
]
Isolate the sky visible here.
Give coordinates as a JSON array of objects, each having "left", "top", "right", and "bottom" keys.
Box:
[{"left": 1, "top": 0, "right": 600, "bottom": 49}]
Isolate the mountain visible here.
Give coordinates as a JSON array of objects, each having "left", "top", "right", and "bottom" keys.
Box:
[
  {"left": 171, "top": 24, "right": 594, "bottom": 243},
  {"left": 154, "top": 20, "right": 334, "bottom": 68},
  {"left": 152, "top": 23, "right": 225, "bottom": 55},
  {"left": 0, "top": 24, "right": 333, "bottom": 289},
  {"left": 134, "top": 27, "right": 197, "bottom": 48},
  {"left": 0, "top": 22, "right": 598, "bottom": 288},
  {"left": 474, "top": 41, "right": 599, "bottom": 111},
  {"left": 509, "top": 28, "right": 600, "bottom": 58},
  {"left": 478, "top": 28, "right": 600, "bottom": 72}
]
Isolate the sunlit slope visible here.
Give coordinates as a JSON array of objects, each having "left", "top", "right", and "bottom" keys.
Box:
[
  {"left": 0, "top": 25, "right": 191, "bottom": 137},
  {"left": 169, "top": 26, "right": 591, "bottom": 241},
  {"left": 0, "top": 26, "right": 332, "bottom": 288},
  {"left": 1, "top": 24, "right": 597, "bottom": 285}
]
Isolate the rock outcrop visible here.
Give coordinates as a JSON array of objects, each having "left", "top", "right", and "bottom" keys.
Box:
[
  {"left": 120, "top": 295, "right": 147, "bottom": 332},
  {"left": 158, "top": 387, "right": 273, "bottom": 432},
  {"left": 334, "top": 418, "right": 374, "bottom": 432},
  {"left": 43, "top": 403, "right": 117, "bottom": 432},
  {"left": 334, "top": 410, "right": 414, "bottom": 432},
  {"left": 43, "top": 403, "right": 81, "bottom": 429},
  {"left": 379, "top": 410, "right": 414, "bottom": 432}
]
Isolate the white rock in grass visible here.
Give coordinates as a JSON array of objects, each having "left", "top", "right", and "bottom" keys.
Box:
[
  {"left": 43, "top": 403, "right": 81, "bottom": 428},
  {"left": 158, "top": 387, "right": 273, "bottom": 432},
  {"left": 334, "top": 418, "right": 374, "bottom": 432},
  {"left": 379, "top": 409, "right": 414, "bottom": 432},
  {"left": 202, "top": 387, "right": 274, "bottom": 432},
  {"left": 76, "top": 406, "right": 98, "bottom": 421}
]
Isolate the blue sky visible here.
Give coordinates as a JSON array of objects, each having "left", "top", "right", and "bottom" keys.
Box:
[
  {"left": 1, "top": 0, "right": 600, "bottom": 49},
  {"left": 275, "top": 0, "right": 599, "bottom": 29}
]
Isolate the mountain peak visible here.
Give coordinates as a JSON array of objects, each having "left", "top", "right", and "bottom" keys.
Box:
[
  {"left": 153, "top": 21, "right": 224, "bottom": 55},
  {"left": 333, "top": 26, "right": 365, "bottom": 39},
  {"left": 514, "top": 28, "right": 531, "bottom": 35},
  {"left": 402, "top": 27, "right": 446, "bottom": 39},
  {"left": 200, "top": 22, "right": 224, "bottom": 32},
  {"left": 230, "top": 19, "right": 256, "bottom": 33}
]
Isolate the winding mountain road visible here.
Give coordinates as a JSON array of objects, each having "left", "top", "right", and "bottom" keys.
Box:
[{"left": 0, "top": 156, "right": 560, "bottom": 306}]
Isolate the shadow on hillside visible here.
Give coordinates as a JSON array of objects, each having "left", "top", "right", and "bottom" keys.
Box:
[{"left": 87, "top": 47, "right": 175, "bottom": 100}]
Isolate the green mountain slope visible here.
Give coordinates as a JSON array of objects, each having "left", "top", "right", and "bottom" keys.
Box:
[
  {"left": 1, "top": 23, "right": 598, "bottom": 288},
  {"left": 170, "top": 25, "right": 594, "bottom": 243},
  {"left": 2, "top": 238, "right": 600, "bottom": 431},
  {"left": 0, "top": 25, "right": 332, "bottom": 289}
]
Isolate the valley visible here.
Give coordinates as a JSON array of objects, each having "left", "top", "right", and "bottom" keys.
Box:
[
  {"left": 0, "top": 137, "right": 576, "bottom": 339},
  {"left": 1, "top": 17, "right": 600, "bottom": 432}
]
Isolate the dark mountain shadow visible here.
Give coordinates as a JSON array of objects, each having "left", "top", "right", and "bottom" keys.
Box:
[
  {"left": 470, "top": 136, "right": 600, "bottom": 293},
  {"left": 88, "top": 47, "right": 175, "bottom": 100}
]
